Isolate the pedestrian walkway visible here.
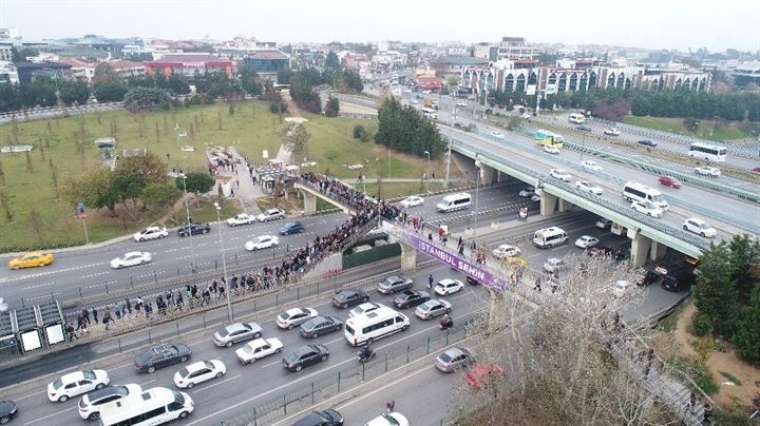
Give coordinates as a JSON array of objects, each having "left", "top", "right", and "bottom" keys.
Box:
[{"left": 227, "top": 147, "right": 264, "bottom": 215}]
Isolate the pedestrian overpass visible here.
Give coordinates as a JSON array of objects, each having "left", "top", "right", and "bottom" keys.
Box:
[{"left": 293, "top": 182, "right": 355, "bottom": 215}]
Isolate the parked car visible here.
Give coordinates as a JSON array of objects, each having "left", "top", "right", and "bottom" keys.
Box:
[
  {"left": 603, "top": 128, "right": 620, "bottom": 136},
  {"left": 173, "top": 360, "right": 226, "bottom": 389},
  {"left": 694, "top": 166, "right": 721, "bottom": 177},
  {"left": 7, "top": 252, "right": 54, "bottom": 270},
  {"left": 631, "top": 200, "right": 664, "bottom": 218},
  {"left": 638, "top": 139, "right": 657, "bottom": 147},
  {"left": 299, "top": 316, "right": 343, "bottom": 338},
  {"left": 658, "top": 176, "right": 682, "bottom": 189},
  {"left": 434, "top": 278, "right": 464, "bottom": 296},
  {"left": 492, "top": 244, "right": 520, "bottom": 259},
  {"left": 465, "top": 363, "right": 505, "bottom": 390},
  {"left": 661, "top": 269, "right": 695, "bottom": 293},
  {"left": 134, "top": 344, "right": 192, "bottom": 374},
  {"left": 415, "top": 299, "right": 452, "bottom": 320},
  {"left": 244, "top": 235, "right": 279, "bottom": 251},
  {"left": 213, "top": 322, "right": 263, "bottom": 348},
  {"left": 637, "top": 269, "right": 662, "bottom": 287},
  {"left": 683, "top": 217, "right": 717, "bottom": 238},
  {"left": 549, "top": 169, "right": 572, "bottom": 182},
  {"left": 595, "top": 218, "right": 612, "bottom": 229},
  {"left": 0, "top": 400, "right": 18, "bottom": 424},
  {"left": 47, "top": 370, "right": 110, "bottom": 402},
  {"left": 77, "top": 384, "right": 141, "bottom": 421},
  {"left": 399, "top": 195, "right": 424, "bottom": 208},
  {"left": 581, "top": 160, "right": 602, "bottom": 172},
  {"left": 574, "top": 235, "right": 599, "bottom": 249},
  {"left": 518, "top": 187, "right": 535, "bottom": 198},
  {"left": 543, "top": 258, "right": 567, "bottom": 274},
  {"left": 365, "top": 413, "right": 409, "bottom": 426},
  {"left": 282, "top": 344, "right": 329, "bottom": 372},
  {"left": 226, "top": 213, "right": 257, "bottom": 227},
  {"left": 276, "top": 307, "right": 319, "bottom": 329},
  {"left": 576, "top": 180, "right": 603, "bottom": 196},
  {"left": 133, "top": 226, "right": 168, "bottom": 242},
  {"left": 279, "top": 222, "right": 305, "bottom": 235},
  {"left": 257, "top": 208, "right": 285, "bottom": 222},
  {"left": 377, "top": 275, "right": 414, "bottom": 294},
  {"left": 235, "top": 338, "right": 284, "bottom": 365},
  {"left": 178, "top": 223, "right": 211, "bottom": 237},
  {"left": 543, "top": 145, "right": 560, "bottom": 155},
  {"left": 530, "top": 194, "right": 541, "bottom": 202},
  {"left": 348, "top": 302, "right": 384, "bottom": 318},
  {"left": 465, "top": 276, "right": 480, "bottom": 286},
  {"left": 435, "top": 347, "right": 474, "bottom": 373},
  {"left": 332, "top": 289, "right": 370, "bottom": 309},
  {"left": 110, "top": 251, "right": 152, "bottom": 269},
  {"left": 393, "top": 290, "right": 431, "bottom": 309},
  {"left": 293, "top": 409, "right": 344, "bottom": 426}
]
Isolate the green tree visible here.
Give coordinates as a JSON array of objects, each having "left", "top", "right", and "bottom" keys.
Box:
[
  {"left": 178, "top": 172, "right": 214, "bottom": 194},
  {"left": 694, "top": 243, "right": 740, "bottom": 336},
  {"left": 325, "top": 96, "right": 340, "bottom": 117},
  {"left": 240, "top": 68, "right": 262, "bottom": 96},
  {"left": 93, "top": 62, "right": 118, "bottom": 84},
  {"left": 141, "top": 182, "right": 181, "bottom": 210},
  {"left": 286, "top": 123, "right": 310, "bottom": 163},
  {"left": 59, "top": 81, "right": 91, "bottom": 106},
  {"left": 123, "top": 87, "right": 171, "bottom": 113},
  {"left": 61, "top": 168, "right": 114, "bottom": 213},
  {"left": 353, "top": 124, "right": 368, "bottom": 141},
  {"left": 375, "top": 97, "right": 445, "bottom": 157},
  {"left": 325, "top": 51, "right": 341, "bottom": 69},
  {"left": 733, "top": 286, "right": 760, "bottom": 365},
  {"left": 683, "top": 117, "right": 700, "bottom": 133},
  {"left": 94, "top": 81, "right": 128, "bottom": 102},
  {"left": 115, "top": 152, "right": 168, "bottom": 186},
  {"left": 728, "top": 235, "right": 760, "bottom": 303}
]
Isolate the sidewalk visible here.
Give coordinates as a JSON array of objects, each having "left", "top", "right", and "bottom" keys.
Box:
[{"left": 227, "top": 147, "right": 264, "bottom": 215}]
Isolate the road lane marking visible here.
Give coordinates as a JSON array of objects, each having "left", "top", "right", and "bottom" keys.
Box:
[
  {"left": 23, "top": 406, "right": 76, "bottom": 425},
  {"left": 13, "top": 389, "right": 47, "bottom": 402},
  {"left": 138, "top": 379, "right": 156, "bottom": 387},
  {"left": 190, "top": 374, "right": 241, "bottom": 394}
]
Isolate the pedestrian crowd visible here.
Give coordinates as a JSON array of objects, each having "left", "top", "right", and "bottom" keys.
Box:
[{"left": 64, "top": 172, "right": 399, "bottom": 342}]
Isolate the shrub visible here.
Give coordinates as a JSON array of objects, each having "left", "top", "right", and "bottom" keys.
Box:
[
  {"left": 353, "top": 125, "right": 367, "bottom": 140},
  {"left": 692, "top": 312, "right": 713, "bottom": 337}
]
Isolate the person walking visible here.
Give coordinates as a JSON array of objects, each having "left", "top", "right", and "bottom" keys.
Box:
[
  {"left": 428, "top": 274, "right": 434, "bottom": 290},
  {"left": 91, "top": 307, "right": 99, "bottom": 324}
]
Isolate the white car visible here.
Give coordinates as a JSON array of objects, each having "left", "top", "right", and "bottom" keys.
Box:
[
  {"left": 518, "top": 187, "right": 535, "bottom": 198},
  {"left": 521, "top": 112, "right": 532, "bottom": 119},
  {"left": 543, "top": 258, "right": 567, "bottom": 274},
  {"left": 683, "top": 218, "right": 717, "bottom": 238},
  {"left": 631, "top": 201, "right": 664, "bottom": 218},
  {"left": 613, "top": 280, "right": 633, "bottom": 297},
  {"left": 694, "top": 166, "right": 721, "bottom": 177},
  {"left": 595, "top": 218, "right": 612, "bottom": 229},
  {"left": 492, "top": 244, "right": 521, "bottom": 259},
  {"left": 257, "top": 208, "right": 285, "bottom": 222},
  {"left": 576, "top": 180, "right": 603, "bottom": 196},
  {"left": 235, "top": 338, "right": 284, "bottom": 365},
  {"left": 581, "top": 160, "right": 602, "bottom": 172},
  {"left": 226, "top": 213, "right": 257, "bottom": 227},
  {"left": 48, "top": 370, "right": 110, "bottom": 402},
  {"left": 530, "top": 194, "right": 541, "bottom": 202},
  {"left": 77, "top": 383, "right": 142, "bottom": 421},
  {"left": 348, "top": 302, "right": 384, "bottom": 318},
  {"left": 399, "top": 195, "right": 424, "bottom": 208},
  {"left": 244, "top": 235, "right": 279, "bottom": 251},
  {"left": 366, "top": 412, "right": 410, "bottom": 426},
  {"left": 434, "top": 278, "right": 464, "bottom": 296},
  {"left": 110, "top": 251, "right": 152, "bottom": 269},
  {"left": 603, "top": 128, "right": 621, "bottom": 136},
  {"left": 276, "top": 307, "right": 319, "bottom": 329},
  {"left": 173, "top": 360, "right": 226, "bottom": 389},
  {"left": 574, "top": 235, "right": 599, "bottom": 249},
  {"left": 490, "top": 131, "right": 504, "bottom": 139},
  {"left": 543, "top": 145, "right": 560, "bottom": 155},
  {"left": 133, "top": 226, "right": 168, "bottom": 242},
  {"left": 414, "top": 299, "right": 452, "bottom": 320},
  {"left": 549, "top": 169, "right": 572, "bottom": 182}
]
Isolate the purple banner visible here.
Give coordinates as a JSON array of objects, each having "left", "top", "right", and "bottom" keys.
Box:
[{"left": 390, "top": 224, "right": 508, "bottom": 292}]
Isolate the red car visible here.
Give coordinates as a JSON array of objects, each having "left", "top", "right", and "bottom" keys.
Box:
[
  {"left": 752, "top": 167, "right": 760, "bottom": 175},
  {"left": 465, "top": 363, "right": 505, "bottom": 389},
  {"left": 658, "top": 176, "right": 681, "bottom": 189}
]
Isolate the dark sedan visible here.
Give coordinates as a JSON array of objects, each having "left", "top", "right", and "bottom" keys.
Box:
[
  {"left": 332, "top": 289, "right": 369, "bottom": 309},
  {"left": 576, "top": 125, "right": 592, "bottom": 132},
  {"left": 283, "top": 344, "right": 329, "bottom": 372},
  {"left": 393, "top": 290, "right": 431, "bottom": 309},
  {"left": 280, "top": 222, "right": 305, "bottom": 235},
  {"left": 134, "top": 343, "right": 192, "bottom": 373},
  {"left": 293, "top": 409, "right": 344, "bottom": 426},
  {"left": 0, "top": 401, "right": 17, "bottom": 424},
  {"left": 638, "top": 139, "right": 658, "bottom": 147},
  {"left": 299, "top": 316, "right": 343, "bottom": 338},
  {"left": 178, "top": 223, "right": 211, "bottom": 237}
]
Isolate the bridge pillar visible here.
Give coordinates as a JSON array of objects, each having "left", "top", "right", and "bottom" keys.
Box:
[
  {"left": 399, "top": 241, "right": 417, "bottom": 272},
  {"left": 558, "top": 198, "right": 572, "bottom": 212},
  {"left": 539, "top": 191, "right": 558, "bottom": 216},
  {"left": 480, "top": 164, "right": 496, "bottom": 185},
  {"left": 630, "top": 233, "right": 652, "bottom": 268},
  {"left": 650, "top": 240, "right": 667, "bottom": 261},
  {"left": 302, "top": 191, "right": 317, "bottom": 214}
]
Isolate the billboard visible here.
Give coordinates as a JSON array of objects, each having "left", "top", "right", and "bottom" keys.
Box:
[
  {"left": 526, "top": 84, "right": 536, "bottom": 96},
  {"left": 545, "top": 83, "right": 558, "bottom": 95}
]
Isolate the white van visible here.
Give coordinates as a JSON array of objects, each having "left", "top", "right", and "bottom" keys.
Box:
[
  {"left": 622, "top": 182, "right": 669, "bottom": 210},
  {"left": 436, "top": 192, "right": 472, "bottom": 213},
  {"left": 610, "top": 223, "right": 627, "bottom": 236},
  {"left": 344, "top": 305, "right": 410, "bottom": 347},
  {"left": 99, "top": 387, "right": 193, "bottom": 426},
  {"left": 532, "top": 227, "right": 568, "bottom": 249}
]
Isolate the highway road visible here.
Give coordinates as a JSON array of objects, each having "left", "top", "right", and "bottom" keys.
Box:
[{"left": 0, "top": 210, "right": 690, "bottom": 426}]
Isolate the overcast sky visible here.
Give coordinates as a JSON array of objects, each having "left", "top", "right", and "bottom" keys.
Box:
[{"left": 1, "top": 0, "right": 758, "bottom": 52}]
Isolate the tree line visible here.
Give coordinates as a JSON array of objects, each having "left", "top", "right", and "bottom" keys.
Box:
[{"left": 375, "top": 97, "right": 445, "bottom": 158}]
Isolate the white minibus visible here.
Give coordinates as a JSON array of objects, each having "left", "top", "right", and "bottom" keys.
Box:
[
  {"left": 436, "top": 192, "right": 472, "bottom": 213},
  {"left": 568, "top": 113, "right": 586, "bottom": 124},
  {"left": 344, "top": 306, "right": 410, "bottom": 347},
  {"left": 622, "top": 182, "right": 669, "bottom": 210},
  {"left": 688, "top": 143, "right": 727, "bottom": 162},
  {"left": 532, "top": 227, "right": 568, "bottom": 249},
  {"left": 99, "top": 387, "right": 193, "bottom": 426}
]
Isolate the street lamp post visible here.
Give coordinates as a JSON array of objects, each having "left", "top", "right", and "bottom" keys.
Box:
[
  {"left": 180, "top": 176, "right": 197, "bottom": 271},
  {"left": 473, "top": 155, "right": 481, "bottom": 237},
  {"left": 423, "top": 150, "right": 431, "bottom": 191},
  {"left": 444, "top": 137, "right": 452, "bottom": 189},
  {"left": 214, "top": 202, "right": 233, "bottom": 322}
]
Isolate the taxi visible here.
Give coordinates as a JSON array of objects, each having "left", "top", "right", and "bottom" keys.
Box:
[{"left": 8, "top": 252, "right": 55, "bottom": 270}]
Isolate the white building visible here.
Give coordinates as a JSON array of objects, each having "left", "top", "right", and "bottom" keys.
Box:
[
  {"left": 0, "top": 61, "right": 19, "bottom": 84},
  {"left": 0, "top": 43, "right": 12, "bottom": 61}
]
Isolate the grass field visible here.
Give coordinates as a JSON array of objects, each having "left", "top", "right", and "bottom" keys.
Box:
[
  {"left": 0, "top": 101, "right": 443, "bottom": 252},
  {"left": 623, "top": 116, "right": 748, "bottom": 141}
]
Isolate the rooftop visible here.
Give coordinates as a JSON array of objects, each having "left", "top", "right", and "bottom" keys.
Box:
[{"left": 247, "top": 50, "right": 289, "bottom": 60}]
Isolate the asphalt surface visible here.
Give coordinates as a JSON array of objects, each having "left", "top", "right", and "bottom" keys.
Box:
[{"left": 0, "top": 211, "right": 691, "bottom": 426}]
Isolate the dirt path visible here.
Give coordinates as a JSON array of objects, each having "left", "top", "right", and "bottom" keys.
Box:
[{"left": 674, "top": 302, "right": 760, "bottom": 407}]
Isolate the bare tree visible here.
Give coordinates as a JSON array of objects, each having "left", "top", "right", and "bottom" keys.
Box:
[
  {"left": 155, "top": 121, "right": 160, "bottom": 143},
  {"left": 217, "top": 110, "right": 223, "bottom": 131},
  {"left": 49, "top": 159, "right": 59, "bottom": 199},
  {"left": 0, "top": 157, "right": 5, "bottom": 185},
  {"left": 28, "top": 208, "right": 44, "bottom": 243},
  {"left": 0, "top": 190, "right": 12, "bottom": 222},
  {"left": 452, "top": 256, "right": 675, "bottom": 426},
  {"left": 25, "top": 150, "right": 34, "bottom": 173}
]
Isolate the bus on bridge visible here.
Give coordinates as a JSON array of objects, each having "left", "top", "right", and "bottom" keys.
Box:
[{"left": 533, "top": 129, "right": 565, "bottom": 148}]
